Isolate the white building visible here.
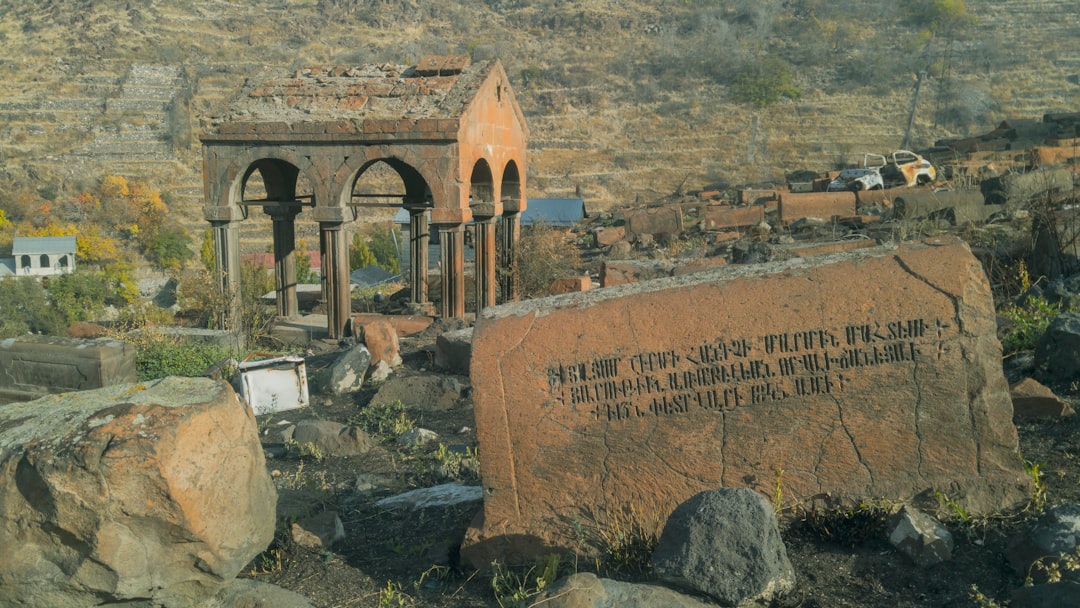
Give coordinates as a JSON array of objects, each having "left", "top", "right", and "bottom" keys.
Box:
[{"left": 10, "top": 236, "right": 78, "bottom": 277}]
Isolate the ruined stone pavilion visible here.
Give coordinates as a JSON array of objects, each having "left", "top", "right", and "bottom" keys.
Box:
[{"left": 201, "top": 55, "right": 529, "bottom": 338}]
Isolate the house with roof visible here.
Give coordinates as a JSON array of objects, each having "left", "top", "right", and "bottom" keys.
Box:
[{"left": 6, "top": 236, "right": 77, "bottom": 278}]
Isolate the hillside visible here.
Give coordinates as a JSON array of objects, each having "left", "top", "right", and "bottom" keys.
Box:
[{"left": 0, "top": 0, "right": 1076, "bottom": 235}]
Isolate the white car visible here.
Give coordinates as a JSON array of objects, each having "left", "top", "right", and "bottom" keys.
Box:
[
  {"left": 827, "top": 167, "right": 884, "bottom": 192},
  {"left": 827, "top": 150, "right": 936, "bottom": 192}
]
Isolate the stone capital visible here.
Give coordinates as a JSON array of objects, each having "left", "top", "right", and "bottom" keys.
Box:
[
  {"left": 203, "top": 205, "right": 246, "bottom": 222},
  {"left": 312, "top": 206, "right": 353, "bottom": 223}
]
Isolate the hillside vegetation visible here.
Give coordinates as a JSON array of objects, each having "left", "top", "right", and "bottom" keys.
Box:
[{"left": 0, "top": 0, "right": 1076, "bottom": 230}]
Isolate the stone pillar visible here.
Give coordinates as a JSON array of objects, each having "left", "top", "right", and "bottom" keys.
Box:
[
  {"left": 473, "top": 206, "right": 498, "bottom": 313},
  {"left": 266, "top": 205, "right": 301, "bottom": 319},
  {"left": 439, "top": 224, "right": 466, "bottom": 319},
  {"left": 204, "top": 205, "right": 244, "bottom": 337},
  {"left": 499, "top": 206, "right": 522, "bottom": 303},
  {"left": 314, "top": 207, "right": 353, "bottom": 340},
  {"left": 405, "top": 204, "right": 430, "bottom": 308}
]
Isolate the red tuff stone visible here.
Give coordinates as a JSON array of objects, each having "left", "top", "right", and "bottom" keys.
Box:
[{"left": 461, "top": 239, "right": 1032, "bottom": 568}]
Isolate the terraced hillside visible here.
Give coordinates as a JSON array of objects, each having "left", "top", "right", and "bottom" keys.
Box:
[{"left": 0, "top": 0, "right": 1075, "bottom": 237}]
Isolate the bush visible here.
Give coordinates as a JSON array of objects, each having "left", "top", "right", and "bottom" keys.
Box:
[
  {"left": 0, "top": 276, "right": 64, "bottom": 336},
  {"left": 999, "top": 295, "right": 1063, "bottom": 356},
  {"left": 731, "top": 57, "right": 800, "bottom": 108},
  {"left": 516, "top": 222, "right": 583, "bottom": 298},
  {"left": 134, "top": 332, "right": 235, "bottom": 381}
]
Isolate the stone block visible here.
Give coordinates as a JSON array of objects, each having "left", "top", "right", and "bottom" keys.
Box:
[
  {"left": 435, "top": 328, "right": 473, "bottom": 376},
  {"left": 0, "top": 377, "right": 276, "bottom": 607},
  {"left": 0, "top": 335, "right": 136, "bottom": 404},
  {"left": 549, "top": 276, "right": 591, "bottom": 294},
  {"left": 625, "top": 205, "right": 684, "bottom": 237},
  {"left": 738, "top": 188, "right": 779, "bottom": 207},
  {"left": 778, "top": 191, "right": 857, "bottom": 225},
  {"left": 594, "top": 226, "right": 626, "bottom": 247},
  {"left": 461, "top": 239, "right": 1032, "bottom": 567},
  {"left": 893, "top": 191, "right": 993, "bottom": 224},
  {"left": 599, "top": 260, "right": 672, "bottom": 288},
  {"left": 700, "top": 205, "right": 764, "bottom": 231}
]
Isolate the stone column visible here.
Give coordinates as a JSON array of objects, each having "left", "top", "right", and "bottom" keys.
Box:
[
  {"left": 439, "top": 224, "right": 466, "bottom": 319},
  {"left": 405, "top": 202, "right": 430, "bottom": 309},
  {"left": 499, "top": 199, "right": 522, "bottom": 303},
  {"left": 314, "top": 207, "right": 353, "bottom": 340},
  {"left": 266, "top": 205, "right": 301, "bottom": 319},
  {"left": 204, "top": 205, "right": 244, "bottom": 337},
  {"left": 473, "top": 204, "right": 498, "bottom": 313}
]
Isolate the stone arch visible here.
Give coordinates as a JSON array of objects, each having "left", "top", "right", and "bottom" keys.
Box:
[
  {"left": 469, "top": 158, "right": 495, "bottom": 206},
  {"left": 497, "top": 158, "right": 524, "bottom": 303},
  {"left": 223, "top": 150, "right": 320, "bottom": 209}
]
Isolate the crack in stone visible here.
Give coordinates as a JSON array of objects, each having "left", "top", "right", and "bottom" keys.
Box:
[
  {"left": 494, "top": 312, "right": 538, "bottom": 520},
  {"left": 831, "top": 390, "right": 874, "bottom": 487}
]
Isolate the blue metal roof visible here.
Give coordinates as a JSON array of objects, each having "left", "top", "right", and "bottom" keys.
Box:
[
  {"left": 392, "top": 198, "right": 587, "bottom": 227},
  {"left": 12, "top": 236, "right": 77, "bottom": 256},
  {"left": 520, "top": 198, "right": 586, "bottom": 226}
]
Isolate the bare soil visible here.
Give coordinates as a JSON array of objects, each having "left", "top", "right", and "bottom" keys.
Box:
[{"left": 242, "top": 320, "right": 1080, "bottom": 608}]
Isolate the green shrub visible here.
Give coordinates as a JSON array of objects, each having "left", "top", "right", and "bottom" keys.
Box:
[
  {"left": 135, "top": 334, "right": 234, "bottom": 381},
  {"left": 730, "top": 57, "right": 800, "bottom": 108},
  {"left": 999, "top": 295, "right": 1062, "bottom": 356}
]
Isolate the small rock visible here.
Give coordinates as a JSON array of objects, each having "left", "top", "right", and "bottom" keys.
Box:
[
  {"left": 375, "top": 483, "right": 482, "bottom": 510},
  {"left": 396, "top": 427, "right": 439, "bottom": 447},
  {"left": 1010, "top": 377, "right": 1075, "bottom": 419},
  {"left": 534, "top": 572, "right": 718, "bottom": 608},
  {"left": 291, "top": 511, "right": 345, "bottom": 550},
  {"left": 887, "top": 506, "right": 954, "bottom": 567}
]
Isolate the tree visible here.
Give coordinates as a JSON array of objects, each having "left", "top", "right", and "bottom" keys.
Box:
[
  {"left": 145, "top": 224, "right": 194, "bottom": 272},
  {"left": 368, "top": 225, "right": 401, "bottom": 274},
  {"left": 0, "top": 276, "right": 65, "bottom": 337},
  {"left": 46, "top": 269, "right": 112, "bottom": 326},
  {"left": 350, "top": 232, "right": 378, "bottom": 271}
]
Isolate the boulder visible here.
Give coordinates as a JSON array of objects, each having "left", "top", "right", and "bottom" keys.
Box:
[
  {"left": 1035, "top": 313, "right": 1080, "bottom": 383},
  {"left": 534, "top": 572, "right": 718, "bottom": 608},
  {"left": 360, "top": 318, "right": 402, "bottom": 368},
  {"left": 291, "top": 511, "right": 345, "bottom": 550},
  {"left": 652, "top": 488, "right": 795, "bottom": 606},
  {"left": 0, "top": 377, "right": 276, "bottom": 608},
  {"left": 323, "top": 343, "right": 372, "bottom": 394},
  {"left": 435, "top": 327, "right": 474, "bottom": 375},
  {"left": 1010, "top": 377, "right": 1076, "bottom": 419},
  {"left": 1007, "top": 503, "right": 1080, "bottom": 581},
  {"left": 284, "top": 419, "right": 378, "bottom": 457}
]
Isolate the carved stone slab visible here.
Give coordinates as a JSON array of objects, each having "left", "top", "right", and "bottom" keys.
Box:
[{"left": 461, "top": 237, "right": 1032, "bottom": 567}]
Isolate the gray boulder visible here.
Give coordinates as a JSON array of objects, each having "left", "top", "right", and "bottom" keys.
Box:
[
  {"left": 652, "top": 488, "right": 795, "bottom": 607},
  {"left": 1035, "top": 313, "right": 1080, "bottom": 382},
  {"left": 323, "top": 343, "right": 372, "bottom": 394},
  {"left": 1007, "top": 503, "right": 1080, "bottom": 581},
  {"left": 284, "top": 419, "right": 378, "bottom": 457}
]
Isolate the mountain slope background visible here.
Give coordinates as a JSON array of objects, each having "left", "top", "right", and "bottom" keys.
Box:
[{"left": 0, "top": 0, "right": 1076, "bottom": 232}]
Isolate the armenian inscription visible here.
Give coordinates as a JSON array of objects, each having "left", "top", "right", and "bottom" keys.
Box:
[{"left": 547, "top": 318, "right": 948, "bottom": 422}]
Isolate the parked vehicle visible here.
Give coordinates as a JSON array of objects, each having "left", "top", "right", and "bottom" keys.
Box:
[{"left": 827, "top": 150, "right": 936, "bottom": 192}]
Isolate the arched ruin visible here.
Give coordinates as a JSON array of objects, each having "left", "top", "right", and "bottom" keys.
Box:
[{"left": 201, "top": 55, "right": 529, "bottom": 339}]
